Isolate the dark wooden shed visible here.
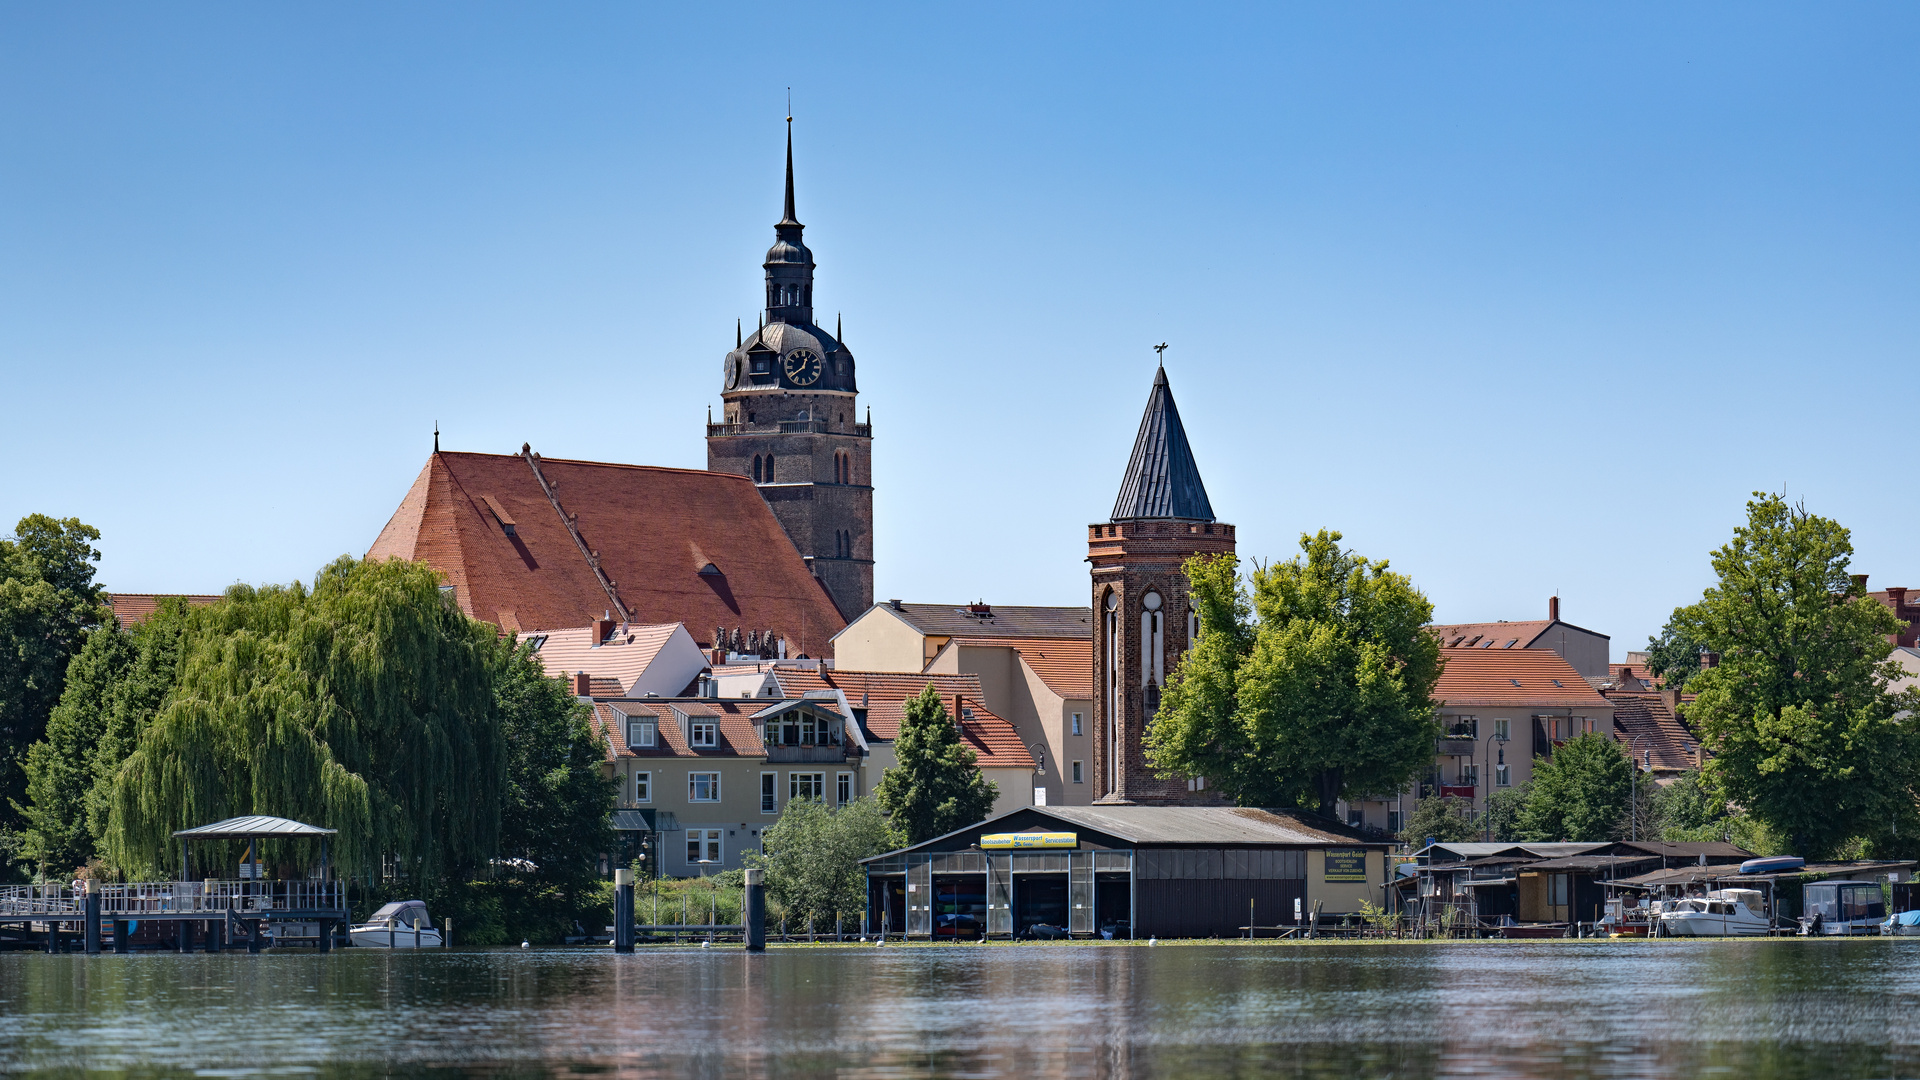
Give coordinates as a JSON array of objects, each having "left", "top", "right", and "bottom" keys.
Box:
[{"left": 861, "top": 805, "right": 1390, "bottom": 940}]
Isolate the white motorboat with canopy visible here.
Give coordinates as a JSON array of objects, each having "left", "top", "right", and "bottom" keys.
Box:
[
  {"left": 350, "top": 900, "right": 443, "bottom": 948},
  {"left": 1657, "top": 889, "right": 1771, "bottom": 936}
]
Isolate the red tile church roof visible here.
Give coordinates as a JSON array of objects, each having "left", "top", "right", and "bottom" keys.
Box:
[{"left": 366, "top": 450, "right": 846, "bottom": 657}]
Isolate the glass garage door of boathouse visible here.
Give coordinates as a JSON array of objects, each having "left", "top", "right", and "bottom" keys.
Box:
[{"left": 866, "top": 849, "right": 1134, "bottom": 939}]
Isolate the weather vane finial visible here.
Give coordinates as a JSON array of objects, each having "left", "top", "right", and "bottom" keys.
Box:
[{"left": 1154, "top": 342, "right": 1169, "bottom": 363}]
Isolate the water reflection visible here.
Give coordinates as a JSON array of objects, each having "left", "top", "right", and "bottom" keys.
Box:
[{"left": 0, "top": 941, "right": 1917, "bottom": 1078}]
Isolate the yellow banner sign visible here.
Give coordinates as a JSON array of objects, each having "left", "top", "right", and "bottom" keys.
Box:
[{"left": 981, "top": 832, "right": 1077, "bottom": 850}]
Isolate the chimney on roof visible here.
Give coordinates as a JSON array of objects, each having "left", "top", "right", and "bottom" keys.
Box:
[
  {"left": 1701, "top": 651, "right": 1720, "bottom": 670},
  {"left": 1888, "top": 586, "right": 1909, "bottom": 606},
  {"left": 890, "top": 599, "right": 903, "bottom": 611},
  {"left": 594, "top": 617, "right": 615, "bottom": 644},
  {"left": 572, "top": 671, "right": 591, "bottom": 697},
  {"left": 1853, "top": 574, "right": 1869, "bottom": 593},
  {"left": 1548, "top": 596, "right": 1560, "bottom": 622},
  {"left": 970, "top": 602, "right": 992, "bottom": 615}
]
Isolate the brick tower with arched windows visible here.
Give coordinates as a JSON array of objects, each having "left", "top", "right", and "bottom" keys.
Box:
[
  {"left": 706, "top": 121, "right": 873, "bottom": 621},
  {"left": 1089, "top": 365, "right": 1235, "bottom": 805}
]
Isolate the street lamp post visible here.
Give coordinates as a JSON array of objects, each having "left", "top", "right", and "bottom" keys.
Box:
[{"left": 1629, "top": 735, "right": 1654, "bottom": 842}]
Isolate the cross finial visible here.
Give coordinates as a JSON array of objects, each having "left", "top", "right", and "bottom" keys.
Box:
[
  {"left": 433, "top": 421, "right": 439, "bottom": 453},
  {"left": 1154, "top": 342, "right": 1169, "bottom": 363}
]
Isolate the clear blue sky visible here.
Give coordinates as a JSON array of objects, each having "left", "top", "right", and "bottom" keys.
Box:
[{"left": 4, "top": 5, "right": 1916, "bottom": 659}]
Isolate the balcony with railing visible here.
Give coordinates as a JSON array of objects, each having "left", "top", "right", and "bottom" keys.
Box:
[
  {"left": 707, "top": 421, "right": 873, "bottom": 438},
  {"left": 764, "top": 744, "right": 855, "bottom": 764}
]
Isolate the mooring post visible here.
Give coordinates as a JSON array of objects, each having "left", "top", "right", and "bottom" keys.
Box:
[
  {"left": 613, "top": 869, "right": 635, "bottom": 953},
  {"left": 317, "top": 919, "right": 332, "bottom": 953},
  {"left": 84, "top": 888, "right": 102, "bottom": 955},
  {"left": 46, "top": 921, "right": 60, "bottom": 954},
  {"left": 745, "top": 868, "right": 766, "bottom": 952},
  {"left": 113, "top": 919, "right": 130, "bottom": 954},
  {"left": 205, "top": 917, "right": 221, "bottom": 953}
]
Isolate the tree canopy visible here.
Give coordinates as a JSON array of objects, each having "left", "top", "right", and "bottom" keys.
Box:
[
  {"left": 1670, "top": 493, "right": 1918, "bottom": 858},
  {"left": 1516, "top": 732, "right": 1634, "bottom": 842},
  {"left": 1148, "top": 532, "right": 1443, "bottom": 815},
  {"left": 103, "top": 557, "right": 507, "bottom": 881},
  {"left": 0, "top": 515, "right": 111, "bottom": 828},
  {"left": 874, "top": 685, "right": 998, "bottom": 845},
  {"left": 491, "top": 637, "right": 614, "bottom": 889},
  {"left": 1398, "top": 795, "right": 1477, "bottom": 846},
  {"left": 754, "top": 796, "right": 900, "bottom": 928},
  {"left": 1643, "top": 621, "right": 1708, "bottom": 691}
]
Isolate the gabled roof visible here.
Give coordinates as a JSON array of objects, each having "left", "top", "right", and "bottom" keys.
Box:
[
  {"left": 1434, "top": 648, "right": 1611, "bottom": 709},
  {"left": 867, "top": 805, "right": 1383, "bottom": 859},
  {"left": 367, "top": 450, "right": 845, "bottom": 657},
  {"left": 589, "top": 697, "right": 846, "bottom": 761},
  {"left": 1606, "top": 692, "right": 1699, "bottom": 772},
  {"left": 109, "top": 593, "right": 222, "bottom": 627},
  {"left": 1427, "top": 618, "right": 1608, "bottom": 650},
  {"left": 843, "top": 602, "right": 1092, "bottom": 641},
  {"left": 522, "top": 622, "right": 702, "bottom": 697},
  {"left": 1110, "top": 366, "right": 1215, "bottom": 522},
  {"left": 942, "top": 637, "right": 1094, "bottom": 700},
  {"left": 770, "top": 668, "right": 1035, "bottom": 770}
]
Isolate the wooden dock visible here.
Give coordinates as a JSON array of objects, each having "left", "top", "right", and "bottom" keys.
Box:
[{"left": 0, "top": 880, "right": 351, "bottom": 954}]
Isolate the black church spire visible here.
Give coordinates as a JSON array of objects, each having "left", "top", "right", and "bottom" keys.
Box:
[
  {"left": 1111, "top": 364, "right": 1215, "bottom": 522},
  {"left": 763, "top": 117, "right": 814, "bottom": 325}
]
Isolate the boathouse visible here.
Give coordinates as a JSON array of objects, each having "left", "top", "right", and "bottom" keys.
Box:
[{"left": 861, "top": 805, "right": 1391, "bottom": 939}]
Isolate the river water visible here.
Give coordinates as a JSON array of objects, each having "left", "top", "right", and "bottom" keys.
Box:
[{"left": 1, "top": 940, "right": 1917, "bottom": 1078}]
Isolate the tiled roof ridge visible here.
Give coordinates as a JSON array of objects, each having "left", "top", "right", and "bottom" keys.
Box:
[{"left": 437, "top": 449, "right": 750, "bottom": 483}]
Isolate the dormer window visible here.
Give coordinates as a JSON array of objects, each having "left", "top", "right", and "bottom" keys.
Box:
[
  {"left": 691, "top": 722, "right": 717, "bottom": 747},
  {"left": 627, "top": 719, "right": 656, "bottom": 748}
]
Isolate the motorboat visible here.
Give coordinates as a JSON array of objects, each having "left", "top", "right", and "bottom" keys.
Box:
[
  {"left": 1800, "top": 880, "right": 1887, "bottom": 936},
  {"left": 1740, "top": 855, "right": 1805, "bottom": 875},
  {"left": 350, "top": 900, "right": 443, "bottom": 948},
  {"left": 1883, "top": 910, "right": 1920, "bottom": 936},
  {"left": 1658, "top": 889, "right": 1771, "bottom": 937}
]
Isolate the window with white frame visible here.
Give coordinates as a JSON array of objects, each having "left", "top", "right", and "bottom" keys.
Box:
[
  {"left": 760, "top": 772, "right": 776, "bottom": 814},
  {"left": 690, "top": 722, "right": 717, "bottom": 747},
  {"left": 1071, "top": 712, "right": 1083, "bottom": 736},
  {"left": 687, "top": 829, "right": 722, "bottom": 865},
  {"left": 1187, "top": 776, "right": 1207, "bottom": 792},
  {"left": 790, "top": 772, "right": 825, "bottom": 802},
  {"left": 836, "top": 772, "right": 852, "bottom": 805},
  {"left": 1494, "top": 718, "right": 1510, "bottom": 741},
  {"left": 634, "top": 771, "right": 651, "bottom": 803},
  {"left": 627, "top": 718, "right": 656, "bottom": 748},
  {"left": 689, "top": 772, "right": 721, "bottom": 801},
  {"left": 1071, "top": 760, "right": 1083, "bottom": 784}
]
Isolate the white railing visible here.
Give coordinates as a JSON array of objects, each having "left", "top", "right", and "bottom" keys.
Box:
[{"left": 0, "top": 881, "right": 346, "bottom": 918}]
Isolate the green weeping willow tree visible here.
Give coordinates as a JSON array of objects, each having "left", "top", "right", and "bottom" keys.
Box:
[{"left": 103, "top": 557, "right": 505, "bottom": 881}]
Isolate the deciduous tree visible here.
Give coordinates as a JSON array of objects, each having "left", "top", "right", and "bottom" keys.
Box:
[
  {"left": 1148, "top": 532, "right": 1443, "bottom": 815},
  {"left": 753, "top": 796, "right": 901, "bottom": 928},
  {"left": 491, "top": 637, "right": 614, "bottom": 889},
  {"left": 874, "top": 686, "right": 998, "bottom": 845},
  {"left": 0, "top": 515, "right": 111, "bottom": 829},
  {"left": 1670, "top": 494, "right": 1919, "bottom": 858},
  {"left": 103, "top": 557, "right": 506, "bottom": 881},
  {"left": 1517, "top": 733, "right": 1633, "bottom": 842}
]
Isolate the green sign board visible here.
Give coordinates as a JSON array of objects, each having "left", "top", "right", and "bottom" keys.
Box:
[{"left": 1324, "top": 848, "right": 1368, "bottom": 883}]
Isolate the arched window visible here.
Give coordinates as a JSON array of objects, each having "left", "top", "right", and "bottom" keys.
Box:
[
  {"left": 763, "top": 455, "right": 773, "bottom": 482},
  {"left": 1141, "top": 591, "right": 1164, "bottom": 691}
]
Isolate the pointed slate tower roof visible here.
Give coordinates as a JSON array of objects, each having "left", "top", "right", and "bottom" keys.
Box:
[{"left": 1111, "top": 365, "right": 1215, "bottom": 522}]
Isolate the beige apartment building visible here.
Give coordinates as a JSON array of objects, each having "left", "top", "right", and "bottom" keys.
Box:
[
  {"left": 1341, "top": 646, "right": 1614, "bottom": 837},
  {"left": 832, "top": 601, "right": 1092, "bottom": 805}
]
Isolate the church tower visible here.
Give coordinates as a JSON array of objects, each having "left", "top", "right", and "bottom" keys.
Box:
[
  {"left": 707, "top": 122, "right": 874, "bottom": 621},
  {"left": 1090, "top": 364, "right": 1234, "bottom": 805}
]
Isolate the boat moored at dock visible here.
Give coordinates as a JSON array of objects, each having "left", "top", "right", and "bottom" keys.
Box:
[
  {"left": 349, "top": 901, "right": 443, "bottom": 948},
  {"left": 1657, "top": 889, "right": 1771, "bottom": 936}
]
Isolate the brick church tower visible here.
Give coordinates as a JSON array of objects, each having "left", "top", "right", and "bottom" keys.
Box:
[
  {"left": 707, "top": 121, "right": 874, "bottom": 621},
  {"left": 1090, "top": 364, "right": 1235, "bottom": 804}
]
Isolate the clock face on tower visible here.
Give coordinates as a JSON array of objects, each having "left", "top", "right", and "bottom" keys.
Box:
[
  {"left": 783, "top": 347, "right": 822, "bottom": 386},
  {"left": 723, "top": 356, "right": 739, "bottom": 389}
]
